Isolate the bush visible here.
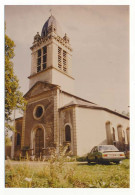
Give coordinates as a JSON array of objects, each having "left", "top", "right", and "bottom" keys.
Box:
[{"left": 76, "top": 155, "right": 87, "bottom": 162}]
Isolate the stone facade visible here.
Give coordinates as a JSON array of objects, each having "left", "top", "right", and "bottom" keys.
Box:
[
  {"left": 59, "top": 106, "right": 77, "bottom": 155},
  {"left": 14, "top": 117, "right": 23, "bottom": 158}
]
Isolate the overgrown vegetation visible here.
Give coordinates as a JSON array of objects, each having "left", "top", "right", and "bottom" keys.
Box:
[
  {"left": 5, "top": 137, "right": 12, "bottom": 146},
  {"left": 5, "top": 159, "right": 129, "bottom": 188},
  {"left": 5, "top": 30, "right": 26, "bottom": 132}
]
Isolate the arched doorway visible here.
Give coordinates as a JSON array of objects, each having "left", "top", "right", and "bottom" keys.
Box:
[
  {"left": 16, "top": 133, "right": 21, "bottom": 146},
  {"left": 35, "top": 128, "right": 44, "bottom": 157}
]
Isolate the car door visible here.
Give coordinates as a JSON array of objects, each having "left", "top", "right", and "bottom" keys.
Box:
[
  {"left": 88, "top": 147, "right": 94, "bottom": 161},
  {"left": 93, "top": 146, "right": 99, "bottom": 161},
  {"left": 90, "top": 147, "right": 96, "bottom": 161}
]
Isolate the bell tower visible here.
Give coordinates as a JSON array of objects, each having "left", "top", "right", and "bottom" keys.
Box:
[{"left": 29, "top": 15, "right": 74, "bottom": 94}]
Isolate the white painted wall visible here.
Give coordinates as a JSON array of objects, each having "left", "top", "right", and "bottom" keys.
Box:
[
  {"left": 76, "top": 106, "right": 129, "bottom": 156},
  {"left": 52, "top": 68, "right": 74, "bottom": 94},
  {"left": 58, "top": 91, "right": 77, "bottom": 108},
  {"left": 29, "top": 69, "right": 52, "bottom": 89}
]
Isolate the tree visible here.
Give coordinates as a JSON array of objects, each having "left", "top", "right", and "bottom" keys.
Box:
[{"left": 5, "top": 33, "right": 26, "bottom": 131}]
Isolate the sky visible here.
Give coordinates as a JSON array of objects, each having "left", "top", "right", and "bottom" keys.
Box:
[{"left": 5, "top": 5, "right": 129, "bottom": 113}]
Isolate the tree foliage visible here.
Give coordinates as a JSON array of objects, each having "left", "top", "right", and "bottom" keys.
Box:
[{"left": 5, "top": 33, "right": 26, "bottom": 129}]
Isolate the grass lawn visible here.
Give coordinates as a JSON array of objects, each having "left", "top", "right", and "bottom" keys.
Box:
[{"left": 5, "top": 159, "right": 129, "bottom": 188}]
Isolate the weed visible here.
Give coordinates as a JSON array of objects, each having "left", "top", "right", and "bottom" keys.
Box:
[{"left": 5, "top": 150, "right": 129, "bottom": 188}]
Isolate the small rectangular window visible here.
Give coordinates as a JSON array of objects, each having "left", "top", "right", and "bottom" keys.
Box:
[
  {"left": 63, "top": 50, "right": 66, "bottom": 58},
  {"left": 58, "top": 47, "right": 62, "bottom": 69},
  {"left": 58, "top": 47, "right": 62, "bottom": 55},
  {"left": 37, "top": 46, "right": 47, "bottom": 73},
  {"left": 37, "top": 66, "right": 41, "bottom": 72},
  {"left": 38, "top": 49, "right": 41, "bottom": 57},
  {"left": 43, "top": 63, "right": 46, "bottom": 70},
  {"left": 63, "top": 50, "right": 67, "bottom": 72},
  {"left": 43, "top": 46, "right": 47, "bottom": 70},
  {"left": 37, "top": 57, "right": 41, "bottom": 65},
  {"left": 43, "top": 46, "right": 47, "bottom": 54},
  {"left": 43, "top": 55, "right": 47, "bottom": 63}
]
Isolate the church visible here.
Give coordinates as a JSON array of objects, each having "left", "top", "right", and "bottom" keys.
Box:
[{"left": 12, "top": 15, "right": 129, "bottom": 159}]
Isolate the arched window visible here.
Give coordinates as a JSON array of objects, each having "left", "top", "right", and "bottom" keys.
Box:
[
  {"left": 126, "top": 127, "right": 130, "bottom": 144},
  {"left": 65, "top": 125, "right": 71, "bottom": 142},
  {"left": 122, "top": 130, "right": 125, "bottom": 144},
  {"left": 117, "top": 125, "right": 123, "bottom": 143},
  {"left": 17, "top": 133, "right": 21, "bottom": 146},
  {"left": 106, "top": 122, "right": 113, "bottom": 145},
  {"left": 112, "top": 128, "right": 116, "bottom": 142},
  {"left": 117, "top": 125, "right": 125, "bottom": 151}
]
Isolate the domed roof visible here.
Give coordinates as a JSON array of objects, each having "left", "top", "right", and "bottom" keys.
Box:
[{"left": 41, "top": 15, "right": 63, "bottom": 37}]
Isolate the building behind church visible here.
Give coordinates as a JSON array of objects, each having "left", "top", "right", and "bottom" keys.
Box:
[{"left": 12, "top": 15, "right": 129, "bottom": 159}]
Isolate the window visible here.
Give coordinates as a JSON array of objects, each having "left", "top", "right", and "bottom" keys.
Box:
[
  {"left": 63, "top": 50, "right": 67, "bottom": 72},
  {"left": 43, "top": 46, "right": 47, "bottom": 70},
  {"left": 105, "top": 122, "right": 113, "bottom": 145},
  {"left": 126, "top": 128, "right": 130, "bottom": 144},
  {"left": 37, "top": 49, "right": 41, "bottom": 72},
  {"left": 58, "top": 47, "right": 62, "bottom": 69},
  {"left": 117, "top": 125, "right": 125, "bottom": 151},
  {"left": 17, "top": 133, "right": 21, "bottom": 146},
  {"left": 37, "top": 46, "right": 47, "bottom": 73},
  {"left": 35, "top": 106, "right": 43, "bottom": 118},
  {"left": 117, "top": 125, "right": 123, "bottom": 143},
  {"left": 33, "top": 105, "right": 44, "bottom": 120},
  {"left": 58, "top": 47, "right": 67, "bottom": 72},
  {"left": 94, "top": 147, "right": 98, "bottom": 152},
  {"left": 112, "top": 128, "right": 116, "bottom": 142},
  {"left": 122, "top": 130, "right": 125, "bottom": 144},
  {"left": 65, "top": 125, "right": 71, "bottom": 142}
]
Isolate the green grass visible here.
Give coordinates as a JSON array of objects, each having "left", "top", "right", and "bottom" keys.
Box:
[{"left": 5, "top": 159, "right": 129, "bottom": 188}]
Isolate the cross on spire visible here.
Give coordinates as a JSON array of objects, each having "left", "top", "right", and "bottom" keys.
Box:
[{"left": 49, "top": 9, "right": 52, "bottom": 16}]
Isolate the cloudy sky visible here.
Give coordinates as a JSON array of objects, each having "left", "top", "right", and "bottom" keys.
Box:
[{"left": 5, "top": 5, "right": 129, "bottom": 113}]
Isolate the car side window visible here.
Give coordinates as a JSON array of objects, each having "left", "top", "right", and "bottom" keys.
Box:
[
  {"left": 93, "top": 147, "right": 98, "bottom": 153},
  {"left": 91, "top": 148, "right": 94, "bottom": 154},
  {"left": 93, "top": 147, "right": 96, "bottom": 153}
]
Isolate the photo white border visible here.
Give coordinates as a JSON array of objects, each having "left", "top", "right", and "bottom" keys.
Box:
[{"left": 0, "top": 0, "right": 135, "bottom": 195}]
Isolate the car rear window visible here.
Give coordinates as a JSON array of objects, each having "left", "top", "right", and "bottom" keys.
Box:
[{"left": 99, "top": 145, "right": 119, "bottom": 152}]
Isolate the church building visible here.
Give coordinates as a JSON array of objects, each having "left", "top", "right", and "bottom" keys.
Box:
[{"left": 13, "top": 15, "right": 129, "bottom": 159}]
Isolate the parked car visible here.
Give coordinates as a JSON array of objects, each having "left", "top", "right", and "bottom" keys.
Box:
[
  {"left": 87, "top": 145, "right": 125, "bottom": 164},
  {"left": 124, "top": 150, "right": 130, "bottom": 159}
]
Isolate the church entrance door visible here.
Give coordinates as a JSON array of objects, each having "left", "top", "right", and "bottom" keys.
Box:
[{"left": 35, "top": 128, "right": 44, "bottom": 157}]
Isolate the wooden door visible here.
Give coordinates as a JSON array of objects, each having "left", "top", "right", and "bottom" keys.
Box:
[{"left": 35, "top": 128, "right": 44, "bottom": 157}]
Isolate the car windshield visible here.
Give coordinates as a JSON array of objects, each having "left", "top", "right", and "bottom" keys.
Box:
[{"left": 98, "top": 145, "right": 119, "bottom": 152}]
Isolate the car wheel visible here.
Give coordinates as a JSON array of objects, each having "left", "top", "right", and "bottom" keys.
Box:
[
  {"left": 95, "top": 157, "right": 99, "bottom": 164},
  {"left": 87, "top": 157, "right": 91, "bottom": 164},
  {"left": 115, "top": 161, "right": 120, "bottom": 164}
]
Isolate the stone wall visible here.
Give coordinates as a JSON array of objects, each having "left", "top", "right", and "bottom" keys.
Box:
[
  {"left": 24, "top": 90, "right": 56, "bottom": 151},
  {"left": 14, "top": 118, "right": 23, "bottom": 158},
  {"left": 59, "top": 107, "right": 77, "bottom": 155}
]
